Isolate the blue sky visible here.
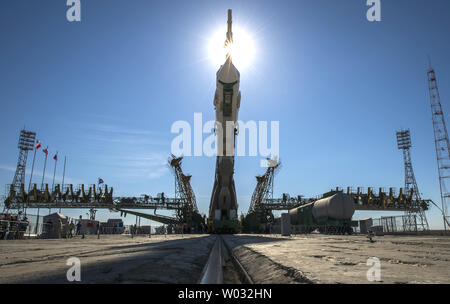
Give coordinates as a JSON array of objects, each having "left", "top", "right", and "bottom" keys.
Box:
[{"left": 1, "top": 0, "right": 450, "bottom": 229}]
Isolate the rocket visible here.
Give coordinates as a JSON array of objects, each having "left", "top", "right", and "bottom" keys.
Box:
[{"left": 209, "top": 9, "right": 241, "bottom": 223}]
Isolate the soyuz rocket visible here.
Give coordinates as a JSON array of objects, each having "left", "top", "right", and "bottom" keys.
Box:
[{"left": 209, "top": 9, "right": 241, "bottom": 222}]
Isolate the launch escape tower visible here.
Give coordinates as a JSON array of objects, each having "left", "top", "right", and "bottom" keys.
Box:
[
  {"left": 427, "top": 66, "right": 450, "bottom": 230},
  {"left": 396, "top": 129, "right": 429, "bottom": 231}
]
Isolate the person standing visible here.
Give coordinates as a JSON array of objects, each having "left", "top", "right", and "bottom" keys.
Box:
[
  {"left": 69, "top": 220, "right": 75, "bottom": 238},
  {"left": 76, "top": 220, "right": 81, "bottom": 236}
]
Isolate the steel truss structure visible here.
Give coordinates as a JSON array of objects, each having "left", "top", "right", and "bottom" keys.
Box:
[
  {"left": 427, "top": 67, "right": 450, "bottom": 230},
  {"left": 396, "top": 130, "right": 429, "bottom": 230},
  {"left": 247, "top": 158, "right": 280, "bottom": 223},
  {"left": 11, "top": 129, "right": 36, "bottom": 214},
  {"left": 168, "top": 155, "right": 200, "bottom": 226},
  {"left": 265, "top": 186, "right": 433, "bottom": 212},
  {"left": 3, "top": 183, "right": 182, "bottom": 223}
]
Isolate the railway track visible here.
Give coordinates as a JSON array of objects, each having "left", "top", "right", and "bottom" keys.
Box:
[{"left": 199, "top": 235, "right": 253, "bottom": 284}]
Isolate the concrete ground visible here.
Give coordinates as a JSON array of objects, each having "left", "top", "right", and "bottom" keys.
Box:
[
  {"left": 0, "top": 234, "right": 214, "bottom": 283},
  {"left": 223, "top": 234, "right": 450, "bottom": 284},
  {"left": 1, "top": 233, "right": 448, "bottom": 284}
]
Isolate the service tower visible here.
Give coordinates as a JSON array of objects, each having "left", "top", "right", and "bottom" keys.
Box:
[{"left": 208, "top": 9, "right": 241, "bottom": 232}]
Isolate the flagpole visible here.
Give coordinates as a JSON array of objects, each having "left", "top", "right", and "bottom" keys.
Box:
[
  {"left": 51, "top": 152, "right": 58, "bottom": 192},
  {"left": 62, "top": 156, "right": 67, "bottom": 190},
  {"left": 60, "top": 156, "right": 66, "bottom": 214},
  {"left": 28, "top": 140, "right": 38, "bottom": 193},
  {"left": 31, "top": 140, "right": 41, "bottom": 235},
  {"left": 41, "top": 147, "right": 48, "bottom": 190},
  {"left": 37, "top": 147, "right": 48, "bottom": 230}
]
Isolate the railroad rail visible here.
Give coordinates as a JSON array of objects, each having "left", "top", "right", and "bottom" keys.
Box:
[{"left": 199, "top": 235, "right": 253, "bottom": 284}]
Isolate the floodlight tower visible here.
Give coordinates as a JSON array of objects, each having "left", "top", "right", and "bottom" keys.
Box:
[
  {"left": 12, "top": 129, "right": 36, "bottom": 193},
  {"left": 427, "top": 66, "right": 450, "bottom": 231},
  {"left": 396, "top": 129, "right": 429, "bottom": 231}
]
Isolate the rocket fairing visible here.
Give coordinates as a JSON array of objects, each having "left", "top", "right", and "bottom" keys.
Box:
[
  {"left": 213, "top": 57, "right": 241, "bottom": 156},
  {"left": 209, "top": 9, "right": 241, "bottom": 222}
]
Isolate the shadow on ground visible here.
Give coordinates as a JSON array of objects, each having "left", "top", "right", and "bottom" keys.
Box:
[{"left": 6, "top": 235, "right": 215, "bottom": 284}]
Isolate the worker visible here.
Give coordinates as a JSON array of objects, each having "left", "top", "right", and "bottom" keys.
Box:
[
  {"left": 367, "top": 229, "right": 376, "bottom": 243},
  {"left": 76, "top": 220, "right": 81, "bottom": 236},
  {"left": 69, "top": 221, "right": 75, "bottom": 238}
]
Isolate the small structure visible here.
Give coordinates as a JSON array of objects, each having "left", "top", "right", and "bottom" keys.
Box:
[
  {"left": 137, "top": 225, "right": 151, "bottom": 234},
  {"left": 0, "top": 213, "right": 29, "bottom": 239},
  {"left": 42, "top": 213, "right": 68, "bottom": 239},
  {"left": 281, "top": 213, "right": 291, "bottom": 236},
  {"left": 102, "top": 219, "right": 124, "bottom": 234},
  {"left": 359, "top": 218, "right": 373, "bottom": 235},
  {"left": 155, "top": 226, "right": 166, "bottom": 235}
]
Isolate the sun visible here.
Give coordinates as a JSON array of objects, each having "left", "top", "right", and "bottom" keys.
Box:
[{"left": 207, "top": 26, "right": 256, "bottom": 71}]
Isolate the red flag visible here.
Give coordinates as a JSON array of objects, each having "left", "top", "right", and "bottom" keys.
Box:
[
  {"left": 43, "top": 148, "right": 48, "bottom": 156},
  {"left": 35, "top": 141, "right": 41, "bottom": 150},
  {"left": 53, "top": 153, "right": 58, "bottom": 161}
]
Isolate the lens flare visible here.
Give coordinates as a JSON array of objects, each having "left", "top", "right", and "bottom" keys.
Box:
[{"left": 208, "top": 26, "right": 256, "bottom": 70}]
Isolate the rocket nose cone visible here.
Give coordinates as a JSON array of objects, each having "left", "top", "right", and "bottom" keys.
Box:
[{"left": 217, "top": 58, "right": 240, "bottom": 83}]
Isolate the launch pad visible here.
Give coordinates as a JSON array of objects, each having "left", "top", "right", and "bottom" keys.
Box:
[{"left": 1, "top": 4, "right": 450, "bottom": 289}]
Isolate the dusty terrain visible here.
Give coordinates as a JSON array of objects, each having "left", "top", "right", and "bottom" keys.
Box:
[
  {"left": 223, "top": 234, "right": 450, "bottom": 284},
  {"left": 0, "top": 234, "right": 214, "bottom": 283}
]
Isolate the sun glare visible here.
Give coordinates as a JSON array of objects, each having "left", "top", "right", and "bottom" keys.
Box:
[{"left": 208, "top": 26, "right": 256, "bottom": 71}]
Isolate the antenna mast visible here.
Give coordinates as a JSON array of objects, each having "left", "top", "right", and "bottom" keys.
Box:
[{"left": 427, "top": 65, "right": 450, "bottom": 231}]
